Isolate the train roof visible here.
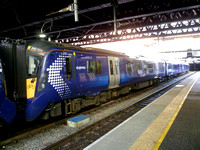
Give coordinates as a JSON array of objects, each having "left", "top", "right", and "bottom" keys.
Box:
[
  {"left": 130, "top": 55, "right": 166, "bottom": 63},
  {"left": 82, "top": 47, "right": 128, "bottom": 57},
  {"left": 0, "top": 39, "right": 128, "bottom": 57},
  {"left": 25, "top": 40, "right": 129, "bottom": 57},
  {"left": 58, "top": 43, "right": 128, "bottom": 57}
]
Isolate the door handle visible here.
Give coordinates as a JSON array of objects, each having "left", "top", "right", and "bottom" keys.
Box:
[{"left": 31, "top": 78, "right": 35, "bottom": 83}]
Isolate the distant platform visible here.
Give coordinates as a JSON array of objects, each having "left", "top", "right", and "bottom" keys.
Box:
[{"left": 84, "top": 72, "right": 200, "bottom": 150}]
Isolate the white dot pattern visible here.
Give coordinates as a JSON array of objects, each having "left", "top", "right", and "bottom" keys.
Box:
[{"left": 46, "top": 54, "right": 72, "bottom": 98}]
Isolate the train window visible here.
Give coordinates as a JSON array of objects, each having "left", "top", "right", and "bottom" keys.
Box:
[
  {"left": 126, "top": 62, "right": 133, "bottom": 73},
  {"left": 143, "top": 63, "right": 148, "bottom": 70},
  {"left": 27, "top": 54, "right": 42, "bottom": 76},
  {"left": 96, "top": 61, "right": 102, "bottom": 74},
  {"left": 66, "top": 58, "right": 72, "bottom": 79},
  {"left": 115, "top": 60, "right": 119, "bottom": 75},
  {"left": 159, "top": 63, "right": 164, "bottom": 71},
  {"left": 135, "top": 61, "right": 142, "bottom": 71},
  {"left": 168, "top": 64, "right": 172, "bottom": 69},
  {"left": 147, "top": 63, "right": 154, "bottom": 74},
  {"left": 148, "top": 63, "right": 153, "bottom": 68},
  {"left": 87, "top": 61, "right": 102, "bottom": 74},
  {"left": 110, "top": 60, "right": 114, "bottom": 75},
  {"left": 87, "top": 61, "right": 95, "bottom": 73},
  {"left": 174, "top": 65, "right": 178, "bottom": 69},
  {"left": 135, "top": 62, "right": 142, "bottom": 70}
]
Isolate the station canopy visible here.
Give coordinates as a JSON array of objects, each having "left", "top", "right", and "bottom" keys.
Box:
[{"left": 0, "top": 0, "right": 200, "bottom": 46}]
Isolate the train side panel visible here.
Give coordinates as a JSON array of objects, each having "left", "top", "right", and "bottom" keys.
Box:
[
  {"left": 75, "top": 52, "right": 109, "bottom": 96},
  {"left": 26, "top": 49, "right": 111, "bottom": 121},
  {"left": 165, "top": 62, "right": 174, "bottom": 77},
  {"left": 120, "top": 58, "right": 160, "bottom": 88},
  {"left": 119, "top": 58, "right": 144, "bottom": 87},
  {"left": 1, "top": 40, "right": 191, "bottom": 123},
  {"left": 157, "top": 61, "right": 165, "bottom": 78}
]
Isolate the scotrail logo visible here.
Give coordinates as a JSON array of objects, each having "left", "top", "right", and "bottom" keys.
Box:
[{"left": 76, "top": 66, "right": 86, "bottom": 70}]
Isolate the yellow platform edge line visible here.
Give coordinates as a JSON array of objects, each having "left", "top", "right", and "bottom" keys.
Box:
[{"left": 153, "top": 77, "right": 199, "bottom": 150}]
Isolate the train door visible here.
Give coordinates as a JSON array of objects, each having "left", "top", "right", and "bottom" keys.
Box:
[
  {"left": 26, "top": 51, "right": 42, "bottom": 99},
  {"left": 62, "top": 51, "right": 76, "bottom": 99},
  {"left": 108, "top": 56, "right": 120, "bottom": 89}
]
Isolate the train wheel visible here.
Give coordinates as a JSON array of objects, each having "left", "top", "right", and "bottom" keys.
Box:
[
  {"left": 153, "top": 79, "right": 160, "bottom": 85},
  {"left": 95, "top": 99, "right": 101, "bottom": 106}
]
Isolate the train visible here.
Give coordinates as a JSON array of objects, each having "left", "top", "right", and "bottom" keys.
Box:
[
  {"left": 0, "top": 58, "right": 16, "bottom": 128},
  {"left": 0, "top": 39, "right": 189, "bottom": 122}
]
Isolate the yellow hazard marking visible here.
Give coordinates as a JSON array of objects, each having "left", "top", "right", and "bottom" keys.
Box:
[
  {"left": 26, "top": 78, "right": 37, "bottom": 99},
  {"left": 153, "top": 76, "right": 199, "bottom": 150},
  {"left": 27, "top": 46, "right": 31, "bottom": 50},
  {"left": 73, "top": 52, "right": 75, "bottom": 56},
  {"left": 129, "top": 73, "right": 199, "bottom": 150}
]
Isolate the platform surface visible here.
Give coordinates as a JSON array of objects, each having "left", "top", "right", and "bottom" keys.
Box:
[
  {"left": 84, "top": 72, "right": 200, "bottom": 150},
  {"left": 160, "top": 73, "right": 200, "bottom": 150}
]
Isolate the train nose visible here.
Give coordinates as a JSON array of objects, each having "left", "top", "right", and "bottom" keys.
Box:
[
  {"left": 0, "top": 98, "right": 16, "bottom": 124},
  {"left": 25, "top": 93, "right": 49, "bottom": 121}
]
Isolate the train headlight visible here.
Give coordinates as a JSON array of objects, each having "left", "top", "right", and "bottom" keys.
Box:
[
  {"left": 36, "top": 72, "right": 47, "bottom": 92},
  {"left": 41, "top": 83, "right": 45, "bottom": 89}
]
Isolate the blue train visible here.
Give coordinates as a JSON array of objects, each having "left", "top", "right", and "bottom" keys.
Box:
[
  {"left": 0, "top": 40, "right": 189, "bottom": 122},
  {"left": 0, "top": 58, "right": 16, "bottom": 128}
]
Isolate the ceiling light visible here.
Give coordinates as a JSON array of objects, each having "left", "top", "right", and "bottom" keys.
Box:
[{"left": 39, "top": 34, "right": 46, "bottom": 38}]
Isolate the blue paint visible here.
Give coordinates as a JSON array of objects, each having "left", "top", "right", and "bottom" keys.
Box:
[
  {"left": 68, "top": 115, "right": 90, "bottom": 123},
  {"left": 24, "top": 41, "right": 190, "bottom": 121},
  {"left": 0, "top": 59, "right": 16, "bottom": 124}
]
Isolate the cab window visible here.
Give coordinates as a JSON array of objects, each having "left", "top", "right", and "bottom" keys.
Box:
[{"left": 27, "top": 54, "right": 42, "bottom": 76}]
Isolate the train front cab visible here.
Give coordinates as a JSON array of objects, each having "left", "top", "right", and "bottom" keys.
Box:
[
  {"left": 25, "top": 41, "right": 110, "bottom": 121},
  {"left": 0, "top": 40, "right": 49, "bottom": 122},
  {"left": 0, "top": 40, "right": 110, "bottom": 121},
  {"left": 0, "top": 58, "right": 16, "bottom": 128},
  {"left": 25, "top": 44, "right": 79, "bottom": 121}
]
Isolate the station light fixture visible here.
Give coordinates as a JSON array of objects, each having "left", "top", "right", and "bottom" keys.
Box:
[
  {"left": 117, "top": 30, "right": 122, "bottom": 35},
  {"left": 46, "top": 0, "right": 79, "bottom": 22},
  {"left": 39, "top": 33, "right": 47, "bottom": 38},
  {"left": 126, "top": 29, "right": 132, "bottom": 33}
]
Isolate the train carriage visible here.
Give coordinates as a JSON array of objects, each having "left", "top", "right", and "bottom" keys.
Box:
[
  {"left": 0, "top": 39, "right": 190, "bottom": 122},
  {"left": 0, "top": 40, "right": 126, "bottom": 121},
  {"left": 0, "top": 58, "right": 16, "bottom": 127}
]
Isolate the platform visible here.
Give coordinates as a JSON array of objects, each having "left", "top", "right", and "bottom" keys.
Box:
[{"left": 84, "top": 72, "right": 200, "bottom": 150}]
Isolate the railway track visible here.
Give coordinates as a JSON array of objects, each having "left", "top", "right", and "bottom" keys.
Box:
[
  {"left": 0, "top": 72, "right": 194, "bottom": 149},
  {"left": 43, "top": 72, "right": 194, "bottom": 150},
  {"left": 0, "top": 85, "right": 152, "bottom": 147}
]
